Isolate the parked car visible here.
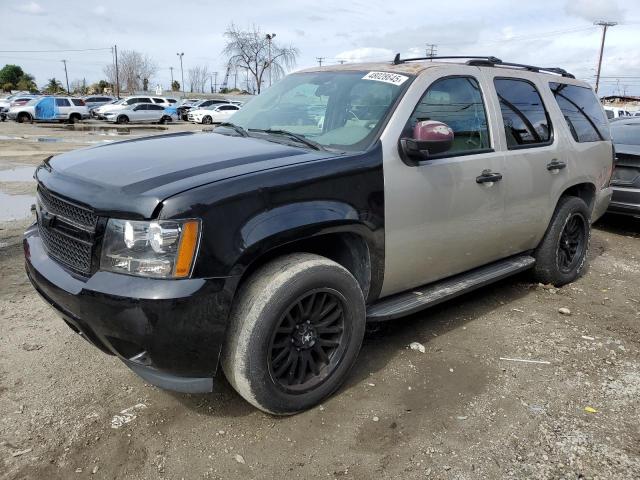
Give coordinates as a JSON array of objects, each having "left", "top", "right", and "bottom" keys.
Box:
[
  {"left": 178, "top": 99, "right": 242, "bottom": 120},
  {"left": 103, "top": 103, "right": 177, "bottom": 124},
  {"left": 187, "top": 103, "right": 240, "bottom": 124},
  {"left": 25, "top": 56, "right": 613, "bottom": 414},
  {"left": 93, "top": 96, "right": 173, "bottom": 119},
  {"left": 608, "top": 117, "right": 640, "bottom": 217},
  {"left": 0, "top": 94, "right": 37, "bottom": 114},
  {"left": 8, "top": 96, "right": 88, "bottom": 123},
  {"left": 604, "top": 106, "right": 633, "bottom": 120},
  {"left": 83, "top": 95, "right": 115, "bottom": 111}
]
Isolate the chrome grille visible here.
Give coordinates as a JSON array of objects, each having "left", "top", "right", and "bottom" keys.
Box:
[{"left": 37, "top": 186, "right": 98, "bottom": 230}]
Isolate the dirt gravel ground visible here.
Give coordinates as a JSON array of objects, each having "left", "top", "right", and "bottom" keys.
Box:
[{"left": 0, "top": 120, "right": 639, "bottom": 480}]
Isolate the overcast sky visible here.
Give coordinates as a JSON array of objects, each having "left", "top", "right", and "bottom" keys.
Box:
[{"left": 1, "top": 0, "right": 638, "bottom": 95}]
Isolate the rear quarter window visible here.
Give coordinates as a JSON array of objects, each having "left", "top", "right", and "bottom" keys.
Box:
[{"left": 549, "top": 83, "right": 609, "bottom": 142}]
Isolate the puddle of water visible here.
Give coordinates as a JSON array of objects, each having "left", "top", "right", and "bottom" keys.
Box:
[
  {"left": 37, "top": 137, "right": 64, "bottom": 143},
  {"left": 0, "top": 166, "right": 36, "bottom": 182},
  {"left": 0, "top": 135, "right": 23, "bottom": 140},
  {"left": 0, "top": 191, "right": 35, "bottom": 221},
  {"left": 43, "top": 124, "right": 167, "bottom": 133}
]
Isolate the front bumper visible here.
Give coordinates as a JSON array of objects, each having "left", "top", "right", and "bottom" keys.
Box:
[
  {"left": 608, "top": 186, "right": 640, "bottom": 218},
  {"left": 24, "top": 224, "right": 237, "bottom": 393}
]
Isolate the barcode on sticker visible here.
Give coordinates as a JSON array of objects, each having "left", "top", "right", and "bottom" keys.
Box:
[{"left": 362, "top": 71, "right": 409, "bottom": 86}]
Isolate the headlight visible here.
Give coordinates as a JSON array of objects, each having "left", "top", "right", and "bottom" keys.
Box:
[{"left": 100, "top": 219, "right": 200, "bottom": 278}]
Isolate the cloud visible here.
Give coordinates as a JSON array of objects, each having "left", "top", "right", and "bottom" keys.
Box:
[
  {"left": 15, "top": 1, "right": 44, "bottom": 15},
  {"left": 335, "top": 47, "right": 394, "bottom": 62},
  {"left": 294, "top": 29, "right": 305, "bottom": 37},
  {"left": 93, "top": 5, "right": 107, "bottom": 15},
  {"left": 565, "top": 0, "right": 625, "bottom": 22}
]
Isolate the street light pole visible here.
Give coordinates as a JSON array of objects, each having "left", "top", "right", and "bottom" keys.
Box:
[
  {"left": 212, "top": 71, "right": 218, "bottom": 93},
  {"left": 266, "top": 33, "right": 276, "bottom": 87},
  {"left": 170, "top": 66, "right": 174, "bottom": 85},
  {"left": 176, "top": 52, "right": 185, "bottom": 97},
  {"left": 61, "top": 59, "right": 70, "bottom": 94}
]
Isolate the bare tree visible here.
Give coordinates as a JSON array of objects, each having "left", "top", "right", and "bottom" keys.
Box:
[
  {"left": 187, "top": 65, "right": 210, "bottom": 93},
  {"left": 104, "top": 50, "right": 158, "bottom": 93},
  {"left": 223, "top": 24, "right": 298, "bottom": 94}
]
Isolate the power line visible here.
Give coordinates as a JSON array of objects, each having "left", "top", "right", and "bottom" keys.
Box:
[{"left": 0, "top": 47, "right": 112, "bottom": 53}]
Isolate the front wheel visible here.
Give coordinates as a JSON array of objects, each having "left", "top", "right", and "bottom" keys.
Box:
[
  {"left": 222, "top": 253, "right": 366, "bottom": 415},
  {"left": 202, "top": 115, "right": 212, "bottom": 125},
  {"left": 116, "top": 115, "right": 129, "bottom": 124},
  {"left": 532, "top": 196, "right": 591, "bottom": 286}
]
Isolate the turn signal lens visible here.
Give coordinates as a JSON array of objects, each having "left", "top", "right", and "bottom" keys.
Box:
[{"left": 174, "top": 220, "right": 200, "bottom": 278}]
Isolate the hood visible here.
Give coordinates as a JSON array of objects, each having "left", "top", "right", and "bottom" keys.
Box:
[{"left": 36, "top": 131, "right": 335, "bottom": 219}]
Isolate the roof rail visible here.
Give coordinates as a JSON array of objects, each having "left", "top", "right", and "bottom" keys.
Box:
[{"left": 392, "top": 54, "right": 575, "bottom": 78}]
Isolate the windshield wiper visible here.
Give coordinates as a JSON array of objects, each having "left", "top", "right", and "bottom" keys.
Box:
[
  {"left": 248, "top": 128, "right": 326, "bottom": 151},
  {"left": 215, "top": 122, "right": 248, "bottom": 137}
]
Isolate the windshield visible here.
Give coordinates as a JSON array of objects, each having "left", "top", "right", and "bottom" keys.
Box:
[{"left": 229, "top": 70, "right": 412, "bottom": 151}]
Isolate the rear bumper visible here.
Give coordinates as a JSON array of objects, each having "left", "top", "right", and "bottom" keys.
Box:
[
  {"left": 608, "top": 186, "right": 640, "bottom": 217},
  {"left": 592, "top": 186, "right": 613, "bottom": 222},
  {"left": 24, "top": 224, "right": 237, "bottom": 393}
]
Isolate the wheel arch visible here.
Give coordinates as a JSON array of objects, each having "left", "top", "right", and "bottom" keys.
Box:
[
  {"left": 229, "top": 201, "right": 382, "bottom": 304},
  {"left": 558, "top": 181, "right": 596, "bottom": 215}
]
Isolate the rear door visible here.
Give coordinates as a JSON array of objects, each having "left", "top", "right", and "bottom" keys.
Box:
[
  {"left": 55, "top": 98, "right": 71, "bottom": 119},
  {"left": 481, "top": 73, "right": 561, "bottom": 255},
  {"left": 147, "top": 104, "right": 165, "bottom": 122},
  {"left": 380, "top": 66, "right": 507, "bottom": 296}
]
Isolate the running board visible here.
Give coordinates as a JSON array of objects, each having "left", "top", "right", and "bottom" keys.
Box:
[{"left": 367, "top": 255, "right": 535, "bottom": 321}]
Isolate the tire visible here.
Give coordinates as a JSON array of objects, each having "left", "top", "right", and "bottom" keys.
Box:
[
  {"left": 161, "top": 115, "right": 172, "bottom": 124},
  {"left": 532, "top": 196, "right": 591, "bottom": 286},
  {"left": 67, "top": 113, "right": 80, "bottom": 124},
  {"left": 222, "top": 253, "right": 366, "bottom": 415},
  {"left": 17, "top": 112, "right": 31, "bottom": 124},
  {"left": 116, "top": 115, "right": 129, "bottom": 124},
  {"left": 202, "top": 115, "right": 212, "bottom": 125}
]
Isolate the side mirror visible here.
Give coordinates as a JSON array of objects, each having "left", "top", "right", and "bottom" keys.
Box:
[{"left": 400, "top": 120, "right": 454, "bottom": 164}]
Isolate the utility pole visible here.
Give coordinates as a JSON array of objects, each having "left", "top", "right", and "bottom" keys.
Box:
[
  {"left": 594, "top": 21, "right": 617, "bottom": 94},
  {"left": 114, "top": 45, "right": 120, "bottom": 98},
  {"left": 212, "top": 71, "right": 218, "bottom": 93},
  {"left": 266, "top": 33, "right": 276, "bottom": 87},
  {"left": 61, "top": 59, "right": 70, "bottom": 94},
  {"left": 426, "top": 43, "right": 438, "bottom": 61},
  {"left": 170, "top": 66, "right": 174, "bottom": 85},
  {"left": 316, "top": 57, "right": 325, "bottom": 67},
  {"left": 176, "top": 52, "right": 185, "bottom": 97},
  {"left": 338, "top": 60, "right": 346, "bottom": 65}
]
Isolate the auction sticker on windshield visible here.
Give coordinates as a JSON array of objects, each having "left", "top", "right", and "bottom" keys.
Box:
[{"left": 362, "top": 71, "right": 409, "bottom": 86}]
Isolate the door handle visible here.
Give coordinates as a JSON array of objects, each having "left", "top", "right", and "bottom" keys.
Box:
[
  {"left": 547, "top": 160, "right": 567, "bottom": 172},
  {"left": 476, "top": 169, "right": 503, "bottom": 184}
]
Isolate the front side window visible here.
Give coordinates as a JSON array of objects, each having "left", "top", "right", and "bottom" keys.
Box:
[
  {"left": 549, "top": 83, "right": 609, "bottom": 142},
  {"left": 494, "top": 78, "right": 551, "bottom": 148},
  {"left": 404, "top": 76, "right": 490, "bottom": 155},
  {"left": 229, "top": 70, "right": 412, "bottom": 151}
]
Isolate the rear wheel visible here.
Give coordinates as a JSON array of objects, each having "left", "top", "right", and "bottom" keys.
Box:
[
  {"left": 202, "top": 115, "right": 213, "bottom": 125},
  {"left": 222, "top": 253, "right": 366, "bottom": 415},
  {"left": 159, "top": 115, "right": 171, "bottom": 124},
  {"left": 67, "top": 113, "right": 80, "bottom": 124},
  {"left": 532, "top": 196, "right": 590, "bottom": 286},
  {"left": 116, "top": 115, "right": 129, "bottom": 124}
]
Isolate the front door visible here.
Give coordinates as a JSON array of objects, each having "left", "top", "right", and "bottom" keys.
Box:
[{"left": 380, "top": 68, "right": 506, "bottom": 296}]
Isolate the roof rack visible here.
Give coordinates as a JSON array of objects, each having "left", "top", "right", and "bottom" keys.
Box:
[{"left": 391, "top": 54, "right": 575, "bottom": 78}]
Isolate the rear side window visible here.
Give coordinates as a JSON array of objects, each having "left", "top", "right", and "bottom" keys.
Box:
[
  {"left": 55, "top": 98, "right": 71, "bottom": 107},
  {"left": 494, "top": 78, "right": 551, "bottom": 148},
  {"left": 148, "top": 104, "right": 164, "bottom": 110},
  {"left": 71, "top": 99, "right": 85, "bottom": 106},
  {"left": 549, "top": 83, "right": 608, "bottom": 142},
  {"left": 405, "top": 76, "right": 491, "bottom": 156}
]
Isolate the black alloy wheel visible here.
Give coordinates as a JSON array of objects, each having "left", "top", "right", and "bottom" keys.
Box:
[
  {"left": 268, "top": 289, "right": 348, "bottom": 393},
  {"left": 202, "top": 115, "right": 213, "bottom": 125},
  {"left": 557, "top": 212, "right": 587, "bottom": 274}
]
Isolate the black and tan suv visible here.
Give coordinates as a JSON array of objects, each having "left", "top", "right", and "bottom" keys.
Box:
[{"left": 24, "top": 55, "right": 613, "bottom": 414}]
